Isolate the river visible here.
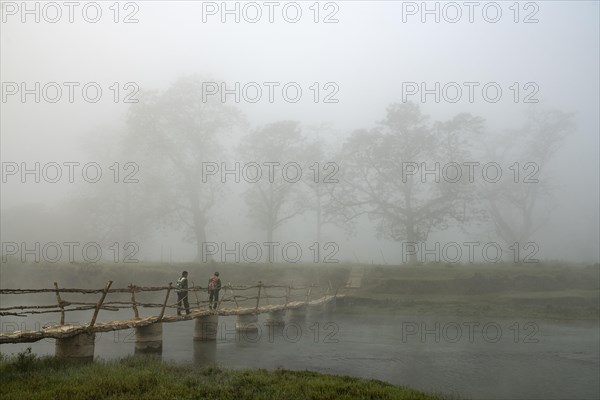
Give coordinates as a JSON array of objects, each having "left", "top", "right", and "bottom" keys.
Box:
[{"left": 1, "top": 309, "right": 598, "bottom": 400}]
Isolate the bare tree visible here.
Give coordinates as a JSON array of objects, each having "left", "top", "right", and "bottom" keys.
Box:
[
  {"left": 71, "top": 124, "right": 163, "bottom": 258},
  {"left": 300, "top": 139, "right": 339, "bottom": 244},
  {"left": 328, "top": 102, "right": 484, "bottom": 262},
  {"left": 483, "top": 108, "right": 574, "bottom": 259},
  {"left": 239, "top": 121, "right": 308, "bottom": 261},
  {"left": 126, "top": 76, "right": 245, "bottom": 262}
]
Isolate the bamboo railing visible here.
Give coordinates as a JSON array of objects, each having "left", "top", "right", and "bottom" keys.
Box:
[
  {"left": 0, "top": 280, "right": 341, "bottom": 343},
  {"left": 0, "top": 280, "right": 336, "bottom": 320}
]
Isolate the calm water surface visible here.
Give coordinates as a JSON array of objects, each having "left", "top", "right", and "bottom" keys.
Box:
[{"left": 2, "top": 310, "right": 598, "bottom": 400}]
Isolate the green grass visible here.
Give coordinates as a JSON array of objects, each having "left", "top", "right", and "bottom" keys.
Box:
[
  {"left": 1, "top": 260, "right": 598, "bottom": 320},
  {"left": 341, "top": 262, "right": 600, "bottom": 320},
  {"left": 0, "top": 350, "right": 446, "bottom": 400}
]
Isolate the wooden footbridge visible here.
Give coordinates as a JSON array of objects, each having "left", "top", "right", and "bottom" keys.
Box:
[{"left": 0, "top": 280, "right": 341, "bottom": 356}]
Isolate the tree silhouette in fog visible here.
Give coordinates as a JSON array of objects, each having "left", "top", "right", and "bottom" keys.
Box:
[
  {"left": 483, "top": 108, "right": 574, "bottom": 257},
  {"left": 127, "top": 76, "right": 245, "bottom": 262},
  {"left": 238, "top": 121, "right": 308, "bottom": 262},
  {"left": 328, "top": 102, "right": 484, "bottom": 263}
]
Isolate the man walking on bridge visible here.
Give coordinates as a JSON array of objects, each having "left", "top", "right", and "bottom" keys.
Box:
[
  {"left": 208, "top": 271, "right": 221, "bottom": 310},
  {"left": 176, "top": 271, "right": 191, "bottom": 316}
]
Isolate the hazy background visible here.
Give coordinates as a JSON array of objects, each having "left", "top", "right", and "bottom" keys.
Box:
[{"left": 1, "top": 1, "right": 598, "bottom": 264}]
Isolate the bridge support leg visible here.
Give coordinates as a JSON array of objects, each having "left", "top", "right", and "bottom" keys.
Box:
[
  {"left": 288, "top": 306, "right": 306, "bottom": 323},
  {"left": 236, "top": 313, "right": 259, "bottom": 331},
  {"left": 265, "top": 309, "right": 286, "bottom": 326},
  {"left": 308, "top": 304, "right": 324, "bottom": 319},
  {"left": 135, "top": 323, "right": 163, "bottom": 354},
  {"left": 55, "top": 331, "right": 95, "bottom": 360},
  {"left": 323, "top": 297, "right": 337, "bottom": 313},
  {"left": 194, "top": 314, "right": 219, "bottom": 341}
]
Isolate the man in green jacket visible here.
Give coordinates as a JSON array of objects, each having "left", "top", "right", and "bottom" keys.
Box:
[{"left": 176, "top": 271, "right": 190, "bottom": 315}]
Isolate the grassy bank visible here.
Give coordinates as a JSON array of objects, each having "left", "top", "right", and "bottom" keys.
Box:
[
  {"left": 0, "top": 260, "right": 350, "bottom": 291},
  {"left": 0, "top": 350, "right": 446, "bottom": 400},
  {"left": 342, "top": 263, "right": 600, "bottom": 320},
  {"left": 1, "top": 260, "right": 598, "bottom": 320}
]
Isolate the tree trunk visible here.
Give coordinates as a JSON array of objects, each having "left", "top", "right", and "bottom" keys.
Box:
[
  {"left": 406, "top": 216, "right": 419, "bottom": 264},
  {"left": 316, "top": 194, "right": 322, "bottom": 244},
  {"left": 266, "top": 227, "right": 275, "bottom": 263},
  {"left": 190, "top": 189, "right": 209, "bottom": 263},
  {"left": 405, "top": 177, "right": 418, "bottom": 263},
  {"left": 195, "top": 222, "right": 209, "bottom": 263},
  {"left": 122, "top": 185, "right": 132, "bottom": 246}
]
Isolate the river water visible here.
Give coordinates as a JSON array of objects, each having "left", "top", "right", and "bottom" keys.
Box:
[{"left": 1, "top": 309, "right": 598, "bottom": 400}]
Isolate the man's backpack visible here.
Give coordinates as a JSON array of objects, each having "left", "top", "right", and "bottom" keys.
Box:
[
  {"left": 208, "top": 276, "right": 218, "bottom": 290},
  {"left": 176, "top": 277, "right": 185, "bottom": 292}
]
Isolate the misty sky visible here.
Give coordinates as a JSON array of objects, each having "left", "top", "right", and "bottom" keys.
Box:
[{"left": 1, "top": 1, "right": 598, "bottom": 262}]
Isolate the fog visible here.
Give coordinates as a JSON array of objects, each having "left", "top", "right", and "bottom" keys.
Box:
[
  {"left": 1, "top": 4, "right": 599, "bottom": 400},
  {"left": 1, "top": 1, "right": 598, "bottom": 264}
]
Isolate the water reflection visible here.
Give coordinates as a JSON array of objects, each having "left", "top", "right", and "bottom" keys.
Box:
[
  {"left": 1, "top": 312, "right": 598, "bottom": 400},
  {"left": 134, "top": 343, "right": 162, "bottom": 356},
  {"left": 193, "top": 341, "right": 217, "bottom": 366}
]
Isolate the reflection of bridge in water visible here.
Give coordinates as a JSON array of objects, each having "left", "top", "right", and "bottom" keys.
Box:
[{"left": 0, "top": 281, "right": 341, "bottom": 359}]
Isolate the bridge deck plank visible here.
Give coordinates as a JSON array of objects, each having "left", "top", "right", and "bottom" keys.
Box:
[{"left": 0, "top": 295, "right": 342, "bottom": 344}]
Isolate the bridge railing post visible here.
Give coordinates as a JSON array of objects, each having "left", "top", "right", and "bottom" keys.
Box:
[
  {"left": 53, "top": 282, "right": 65, "bottom": 325},
  {"left": 284, "top": 286, "right": 290, "bottom": 308},
  {"left": 158, "top": 283, "right": 173, "bottom": 320},
  {"left": 255, "top": 281, "right": 262, "bottom": 312},
  {"left": 191, "top": 281, "right": 201, "bottom": 309},
  {"left": 228, "top": 283, "right": 239, "bottom": 308},
  {"left": 305, "top": 284, "right": 313, "bottom": 305},
  {"left": 90, "top": 281, "right": 113, "bottom": 328},
  {"left": 129, "top": 283, "right": 140, "bottom": 319},
  {"left": 263, "top": 286, "right": 270, "bottom": 305}
]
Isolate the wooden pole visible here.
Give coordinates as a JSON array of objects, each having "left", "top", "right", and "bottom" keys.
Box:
[
  {"left": 305, "top": 284, "right": 313, "bottom": 305},
  {"left": 191, "top": 281, "right": 200, "bottom": 308},
  {"left": 158, "top": 283, "right": 172, "bottom": 321},
  {"left": 90, "top": 281, "right": 113, "bottom": 328},
  {"left": 129, "top": 283, "right": 140, "bottom": 319},
  {"left": 284, "top": 286, "right": 290, "bottom": 309},
  {"left": 255, "top": 281, "right": 262, "bottom": 312},
  {"left": 215, "top": 295, "right": 222, "bottom": 312},
  {"left": 53, "top": 282, "right": 65, "bottom": 325},
  {"left": 229, "top": 283, "right": 239, "bottom": 308}
]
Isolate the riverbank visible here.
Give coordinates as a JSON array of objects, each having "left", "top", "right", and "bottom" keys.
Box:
[
  {"left": 1, "top": 260, "right": 597, "bottom": 320},
  {"left": 0, "top": 350, "right": 447, "bottom": 400},
  {"left": 340, "top": 263, "right": 600, "bottom": 320}
]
